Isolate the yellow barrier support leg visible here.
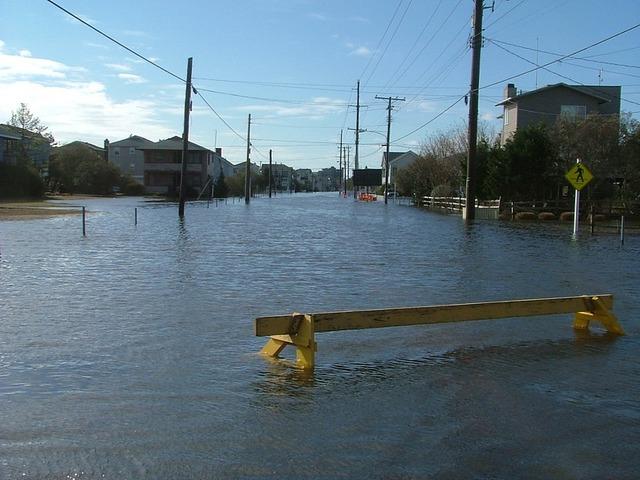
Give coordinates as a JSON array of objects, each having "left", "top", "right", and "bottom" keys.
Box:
[
  {"left": 294, "top": 314, "right": 315, "bottom": 369},
  {"left": 259, "top": 313, "right": 316, "bottom": 369},
  {"left": 574, "top": 296, "right": 625, "bottom": 335}
]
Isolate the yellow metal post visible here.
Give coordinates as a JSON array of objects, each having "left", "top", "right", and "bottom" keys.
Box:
[{"left": 574, "top": 296, "right": 625, "bottom": 335}]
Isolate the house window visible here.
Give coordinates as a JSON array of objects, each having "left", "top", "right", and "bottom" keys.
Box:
[
  {"left": 504, "top": 108, "right": 510, "bottom": 126},
  {"left": 561, "top": 105, "right": 586, "bottom": 121}
]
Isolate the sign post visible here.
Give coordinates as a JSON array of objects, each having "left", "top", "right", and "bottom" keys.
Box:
[{"left": 565, "top": 159, "right": 593, "bottom": 237}]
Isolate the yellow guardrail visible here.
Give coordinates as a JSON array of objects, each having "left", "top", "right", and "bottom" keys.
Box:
[{"left": 255, "top": 295, "right": 624, "bottom": 369}]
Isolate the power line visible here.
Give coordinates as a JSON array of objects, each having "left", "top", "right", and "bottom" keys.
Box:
[
  {"left": 385, "top": 0, "right": 464, "bottom": 93},
  {"left": 195, "top": 87, "right": 349, "bottom": 106},
  {"left": 393, "top": 95, "right": 467, "bottom": 143},
  {"left": 480, "top": 22, "right": 640, "bottom": 91},
  {"left": 488, "top": 38, "right": 640, "bottom": 70},
  {"left": 487, "top": 39, "right": 640, "bottom": 107},
  {"left": 45, "top": 0, "right": 185, "bottom": 83},
  {"left": 379, "top": 0, "right": 444, "bottom": 91},
  {"left": 364, "top": 0, "right": 414, "bottom": 87},
  {"left": 359, "top": 0, "right": 404, "bottom": 82}
]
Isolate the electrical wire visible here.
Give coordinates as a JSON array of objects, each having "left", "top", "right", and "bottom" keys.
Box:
[
  {"left": 393, "top": 95, "right": 467, "bottom": 143},
  {"left": 364, "top": 0, "right": 414, "bottom": 87},
  {"left": 487, "top": 38, "right": 640, "bottom": 70},
  {"left": 487, "top": 39, "right": 640, "bottom": 107},
  {"left": 359, "top": 0, "right": 404, "bottom": 82},
  {"left": 45, "top": 0, "right": 185, "bottom": 83},
  {"left": 480, "top": 22, "right": 640, "bottom": 91}
]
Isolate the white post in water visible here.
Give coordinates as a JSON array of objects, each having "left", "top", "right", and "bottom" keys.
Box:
[{"left": 573, "top": 158, "right": 580, "bottom": 237}]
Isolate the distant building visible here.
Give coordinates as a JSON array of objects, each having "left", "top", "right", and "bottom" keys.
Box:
[
  {"left": 294, "top": 168, "right": 313, "bottom": 191},
  {"left": 260, "top": 163, "right": 293, "bottom": 191},
  {"left": 497, "top": 82, "right": 621, "bottom": 144},
  {"left": 210, "top": 148, "right": 235, "bottom": 180},
  {"left": 0, "top": 123, "right": 52, "bottom": 176},
  {"left": 312, "top": 166, "right": 340, "bottom": 191},
  {"left": 107, "top": 135, "right": 155, "bottom": 184},
  {"left": 381, "top": 150, "right": 419, "bottom": 186},
  {"left": 138, "top": 136, "right": 212, "bottom": 195}
]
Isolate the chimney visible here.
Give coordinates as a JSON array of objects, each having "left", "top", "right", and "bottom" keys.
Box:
[
  {"left": 103, "top": 139, "right": 109, "bottom": 162},
  {"left": 215, "top": 147, "right": 222, "bottom": 156},
  {"left": 504, "top": 83, "right": 516, "bottom": 99}
]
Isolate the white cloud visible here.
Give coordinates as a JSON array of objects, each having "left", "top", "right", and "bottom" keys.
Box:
[
  {"left": 86, "top": 42, "right": 109, "bottom": 50},
  {"left": 117, "top": 73, "right": 146, "bottom": 84},
  {"left": 481, "top": 112, "right": 496, "bottom": 121},
  {"left": 0, "top": 51, "right": 79, "bottom": 80},
  {"left": 349, "top": 46, "right": 372, "bottom": 57},
  {"left": 105, "top": 63, "right": 131, "bottom": 72},
  {"left": 0, "top": 40, "right": 5, "bottom": 50},
  {"left": 0, "top": 46, "right": 175, "bottom": 145},
  {"left": 18, "top": 49, "right": 32, "bottom": 57},
  {"left": 308, "top": 12, "right": 328, "bottom": 21},
  {"left": 122, "top": 30, "right": 149, "bottom": 37},
  {"left": 234, "top": 97, "right": 344, "bottom": 119}
]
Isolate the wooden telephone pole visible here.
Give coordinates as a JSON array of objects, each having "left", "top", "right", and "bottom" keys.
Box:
[
  {"left": 178, "top": 57, "right": 193, "bottom": 217},
  {"left": 375, "top": 95, "right": 405, "bottom": 204},
  {"left": 268, "top": 149, "right": 273, "bottom": 198},
  {"left": 244, "top": 114, "right": 251, "bottom": 204},
  {"left": 464, "top": 0, "right": 485, "bottom": 221}
]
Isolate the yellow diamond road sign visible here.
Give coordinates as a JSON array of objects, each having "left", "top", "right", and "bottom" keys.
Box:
[{"left": 565, "top": 162, "right": 593, "bottom": 191}]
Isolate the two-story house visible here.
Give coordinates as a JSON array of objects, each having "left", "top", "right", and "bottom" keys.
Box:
[
  {"left": 497, "top": 82, "right": 621, "bottom": 145},
  {"left": 139, "top": 136, "right": 212, "bottom": 195},
  {"left": 107, "top": 135, "right": 155, "bottom": 184},
  {"left": 0, "top": 123, "right": 52, "bottom": 176}
]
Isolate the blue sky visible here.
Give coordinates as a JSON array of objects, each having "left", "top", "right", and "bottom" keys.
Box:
[{"left": 1, "top": 0, "right": 639, "bottom": 170}]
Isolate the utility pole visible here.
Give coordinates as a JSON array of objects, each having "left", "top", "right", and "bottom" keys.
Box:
[
  {"left": 465, "top": 0, "right": 485, "bottom": 221},
  {"left": 244, "top": 113, "right": 251, "bottom": 204},
  {"left": 345, "top": 145, "right": 350, "bottom": 194},
  {"left": 178, "top": 57, "right": 193, "bottom": 218},
  {"left": 347, "top": 81, "right": 366, "bottom": 198},
  {"left": 339, "top": 130, "right": 344, "bottom": 195},
  {"left": 268, "top": 149, "right": 273, "bottom": 198},
  {"left": 354, "top": 80, "right": 361, "bottom": 171},
  {"left": 375, "top": 95, "right": 405, "bottom": 204}
]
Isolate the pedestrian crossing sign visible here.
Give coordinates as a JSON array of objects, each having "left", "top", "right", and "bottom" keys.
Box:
[{"left": 565, "top": 162, "right": 593, "bottom": 191}]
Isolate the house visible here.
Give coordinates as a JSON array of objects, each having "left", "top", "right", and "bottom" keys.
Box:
[
  {"left": 381, "top": 150, "right": 420, "bottom": 186},
  {"left": 138, "top": 136, "right": 212, "bottom": 195},
  {"left": 260, "top": 162, "right": 293, "bottom": 191},
  {"left": 0, "top": 123, "right": 52, "bottom": 176},
  {"left": 312, "top": 166, "right": 340, "bottom": 191},
  {"left": 294, "top": 168, "right": 313, "bottom": 191},
  {"left": 107, "top": 135, "right": 155, "bottom": 184},
  {"left": 209, "top": 148, "right": 235, "bottom": 180},
  {"left": 496, "top": 82, "right": 621, "bottom": 145}
]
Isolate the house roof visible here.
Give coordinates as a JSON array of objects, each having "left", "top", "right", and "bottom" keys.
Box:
[
  {"left": 138, "top": 136, "right": 210, "bottom": 151},
  {"left": 109, "top": 135, "right": 154, "bottom": 147},
  {"left": 60, "top": 140, "right": 105, "bottom": 152},
  {"left": 383, "top": 150, "right": 418, "bottom": 165},
  {"left": 496, "top": 83, "right": 616, "bottom": 106},
  {"left": 0, "top": 123, "right": 49, "bottom": 142}
]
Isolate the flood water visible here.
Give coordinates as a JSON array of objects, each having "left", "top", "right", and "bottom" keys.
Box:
[{"left": 1, "top": 193, "right": 639, "bottom": 479}]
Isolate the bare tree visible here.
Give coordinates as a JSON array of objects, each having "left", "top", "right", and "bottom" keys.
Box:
[{"left": 9, "top": 103, "right": 54, "bottom": 143}]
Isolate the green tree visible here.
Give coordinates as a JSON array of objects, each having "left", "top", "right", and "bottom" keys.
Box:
[
  {"left": 484, "top": 124, "right": 556, "bottom": 201},
  {"left": 213, "top": 171, "right": 229, "bottom": 198},
  {"left": 49, "top": 143, "right": 121, "bottom": 194}
]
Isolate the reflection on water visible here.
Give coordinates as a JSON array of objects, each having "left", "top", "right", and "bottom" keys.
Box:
[{"left": 1, "top": 194, "right": 639, "bottom": 478}]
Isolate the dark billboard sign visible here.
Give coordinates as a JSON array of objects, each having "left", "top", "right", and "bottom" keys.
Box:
[{"left": 353, "top": 168, "right": 382, "bottom": 187}]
